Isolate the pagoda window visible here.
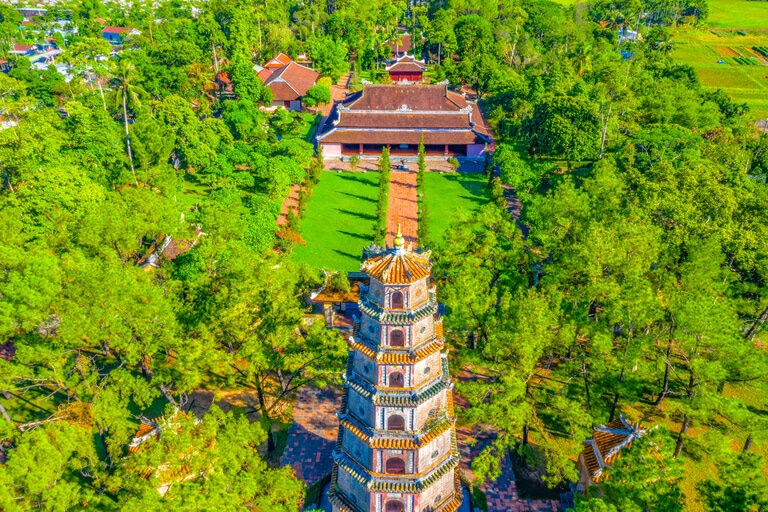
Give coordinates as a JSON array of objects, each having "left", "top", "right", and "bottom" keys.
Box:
[
  {"left": 386, "top": 457, "right": 406, "bottom": 474},
  {"left": 386, "top": 501, "right": 405, "bottom": 512},
  {"left": 389, "top": 371, "right": 404, "bottom": 387},
  {"left": 387, "top": 414, "right": 405, "bottom": 431},
  {"left": 390, "top": 329, "right": 404, "bottom": 347},
  {"left": 391, "top": 291, "right": 404, "bottom": 309}
]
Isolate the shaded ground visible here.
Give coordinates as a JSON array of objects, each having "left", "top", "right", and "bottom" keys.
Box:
[{"left": 324, "top": 157, "right": 484, "bottom": 174}]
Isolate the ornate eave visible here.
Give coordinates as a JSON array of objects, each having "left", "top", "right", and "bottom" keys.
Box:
[
  {"left": 343, "top": 371, "right": 452, "bottom": 407},
  {"left": 340, "top": 413, "right": 454, "bottom": 450},
  {"left": 358, "top": 295, "right": 438, "bottom": 325}
]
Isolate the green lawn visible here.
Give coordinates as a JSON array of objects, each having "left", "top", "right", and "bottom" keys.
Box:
[
  {"left": 293, "top": 171, "right": 380, "bottom": 272},
  {"left": 422, "top": 172, "right": 490, "bottom": 245}
]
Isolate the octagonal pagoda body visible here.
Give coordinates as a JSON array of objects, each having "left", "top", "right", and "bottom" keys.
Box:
[{"left": 329, "top": 234, "right": 462, "bottom": 512}]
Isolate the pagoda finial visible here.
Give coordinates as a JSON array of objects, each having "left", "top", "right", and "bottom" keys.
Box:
[{"left": 393, "top": 223, "right": 405, "bottom": 249}]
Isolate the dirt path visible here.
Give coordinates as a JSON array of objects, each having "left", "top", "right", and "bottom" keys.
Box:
[
  {"left": 277, "top": 183, "right": 302, "bottom": 227},
  {"left": 502, "top": 184, "right": 529, "bottom": 237},
  {"left": 386, "top": 169, "right": 419, "bottom": 247}
]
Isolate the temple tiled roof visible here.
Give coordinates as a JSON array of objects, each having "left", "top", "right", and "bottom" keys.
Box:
[
  {"left": 580, "top": 415, "right": 646, "bottom": 482},
  {"left": 386, "top": 56, "right": 426, "bottom": 74}
]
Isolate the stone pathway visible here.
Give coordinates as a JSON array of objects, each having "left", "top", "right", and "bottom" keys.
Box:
[
  {"left": 281, "top": 386, "right": 341, "bottom": 484},
  {"left": 386, "top": 168, "right": 418, "bottom": 247}
]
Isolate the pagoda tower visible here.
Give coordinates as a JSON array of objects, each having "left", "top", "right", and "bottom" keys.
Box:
[{"left": 329, "top": 228, "right": 463, "bottom": 512}]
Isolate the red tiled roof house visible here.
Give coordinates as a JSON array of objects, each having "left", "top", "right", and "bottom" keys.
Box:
[
  {"left": 102, "top": 26, "right": 141, "bottom": 44},
  {"left": 316, "top": 84, "right": 492, "bottom": 159},
  {"left": 257, "top": 53, "right": 320, "bottom": 111}
]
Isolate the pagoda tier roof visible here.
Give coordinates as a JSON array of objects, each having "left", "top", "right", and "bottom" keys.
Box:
[
  {"left": 360, "top": 244, "right": 431, "bottom": 284},
  {"left": 333, "top": 450, "right": 460, "bottom": 492},
  {"left": 339, "top": 413, "right": 454, "bottom": 450},
  {"left": 358, "top": 295, "right": 438, "bottom": 324},
  {"left": 328, "top": 465, "right": 465, "bottom": 512},
  {"left": 348, "top": 336, "right": 444, "bottom": 364},
  {"left": 343, "top": 367, "right": 451, "bottom": 407}
]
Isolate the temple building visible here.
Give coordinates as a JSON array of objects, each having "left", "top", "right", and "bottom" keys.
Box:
[
  {"left": 328, "top": 228, "right": 463, "bottom": 512},
  {"left": 386, "top": 56, "right": 426, "bottom": 83},
  {"left": 316, "top": 84, "right": 492, "bottom": 158}
]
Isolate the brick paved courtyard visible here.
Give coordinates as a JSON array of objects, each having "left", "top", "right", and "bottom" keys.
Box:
[{"left": 281, "top": 386, "right": 341, "bottom": 484}]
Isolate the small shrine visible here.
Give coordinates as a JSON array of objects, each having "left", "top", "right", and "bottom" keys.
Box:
[{"left": 576, "top": 415, "right": 647, "bottom": 492}]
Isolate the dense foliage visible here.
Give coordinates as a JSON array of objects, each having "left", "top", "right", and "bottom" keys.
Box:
[{"left": 1, "top": 0, "right": 766, "bottom": 509}]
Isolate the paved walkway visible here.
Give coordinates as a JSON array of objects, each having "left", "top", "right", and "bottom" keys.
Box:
[
  {"left": 281, "top": 386, "right": 341, "bottom": 484},
  {"left": 386, "top": 168, "right": 419, "bottom": 247}
]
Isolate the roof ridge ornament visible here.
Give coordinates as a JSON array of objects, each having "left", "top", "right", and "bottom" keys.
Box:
[{"left": 393, "top": 223, "right": 405, "bottom": 253}]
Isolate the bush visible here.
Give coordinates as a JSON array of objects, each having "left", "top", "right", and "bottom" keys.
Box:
[
  {"left": 305, "top": 84, "right": 331, "bottom": 107},
  {"left": 349, "top": 154, "right": 360, "bottom": 170},
  {"left": 328, "top": 271, "right": 351, "bottom": 293},
  {"left": 417, "top": 132, "right": 426, "bottom": 188},
  {"left": 374, "top": 148, "right": 391, "bottom": 245},
  {"left": 418, "top": 202, "right": 429, "bottom": 245},
  {"left": 447, "top": 157, "right": 460, "bottom": 172}
]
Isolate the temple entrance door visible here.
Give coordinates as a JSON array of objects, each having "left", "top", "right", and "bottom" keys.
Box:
[
  {"left": 387, "top": 414, "right": 405, "bottom": 431},
  {"left": 385, "top": 501, "right": 405, "bottom": 512},
  {"left": 386, "top": 457, "right": 406, "bottom": 474}
]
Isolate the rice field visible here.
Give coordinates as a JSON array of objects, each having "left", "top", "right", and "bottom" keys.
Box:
[{"left": 672, "top": 30, "right": 768, "bottom": 121}]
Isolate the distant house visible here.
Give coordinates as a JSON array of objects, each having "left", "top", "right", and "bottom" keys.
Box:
[
  {"left": 10, "top": 44, "right": 35, "bottom": 57},
  {"left": 256, "top": 53, "right": 320, "bottom": 111},
  {"left": 0, "top": 340, "right": 16, "bottom": 361},
  {"left": 619, "top": 27, "right": 641, "bottom": 42},
  {"left": 17, "top": 7, "right": 46, "bottom": 20},
  {"left": 207, "top": 70, "right": 235, "bottom": 100},
  {"left": 102, "top": 26, "right": 140, "bottom": 45},
  {"left": 576, "top": 415, "right": 647, "bottom": 493},
  {"left": 386, "top": 55, "right": 426, "bottom": 83},
  {"left": 0, "top": 60, "right": 10, "bottom": 73}
]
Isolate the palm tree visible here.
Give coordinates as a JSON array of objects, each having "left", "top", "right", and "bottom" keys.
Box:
[{"left": 111, "top": 60, "right": 146, "bottom": 186}]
